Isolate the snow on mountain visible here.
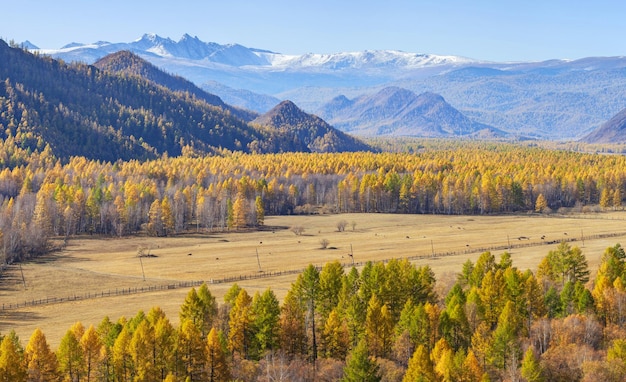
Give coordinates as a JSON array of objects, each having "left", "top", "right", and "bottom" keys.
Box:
[
  {"left": 37, "top": 33, "right": 478, "bottom": 102},
  {"left": 259, "top": 50, "right": 475, "bottom": 70},
  {"left": 38, "top": 33, "right": 474, "bottom": 71},
  {"left": 20, "top": 40, "right": 39, "bottom": 50}
]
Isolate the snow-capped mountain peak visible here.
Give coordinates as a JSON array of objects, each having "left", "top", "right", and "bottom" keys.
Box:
[
  {"left": 39, "top": 33, "right": 476, "bottom": 71},
  {"left": 20, "top": 40, "right": 39, "bottom": 50},
  {"left": 259, "top": 49, "right": 475, "bottom": 70},
  {"left": 132, "top": 33, "right": 175, "bottom": 56}
]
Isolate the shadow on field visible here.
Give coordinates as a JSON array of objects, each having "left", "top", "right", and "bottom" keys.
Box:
[
  {"left": 29, "top": 249, "right": 93, "bottom": 264},
  {"left": 0, "top": 310, "right": 43, "bottom": 332},
  {"left": 0, "top": 266, "right": 21, "bottom": 292}
]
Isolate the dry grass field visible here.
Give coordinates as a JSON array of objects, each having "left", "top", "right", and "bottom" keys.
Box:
[{"left": 3, "top": 211, "right": 626, "bottom": 347}]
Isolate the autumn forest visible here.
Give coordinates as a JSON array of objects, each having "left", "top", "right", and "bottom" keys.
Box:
[
  {"left": 3, "top": 39, "right": 626, "bottom": 381},
  {"left": 2, "top": 240, "right": 626, "bottom": 381},
  {"left": 0, "top": 143, "right": 626, "bottom": 380},
  {"left": 1, "top": 141, "right": 625, "bottom": 264}
]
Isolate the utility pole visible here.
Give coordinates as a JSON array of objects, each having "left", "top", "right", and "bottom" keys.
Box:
[
  {"left": 256, "top": 248, "right": 262, "bottom": 272},
  {"left": 581, "top": 229, "right": 585, "bottom": 247},
  {"left": 19, "top": 263, "right": 26, "bottom": 289},
  {"left": 139, "top": 256, "right": 146, "bottom": 281}
]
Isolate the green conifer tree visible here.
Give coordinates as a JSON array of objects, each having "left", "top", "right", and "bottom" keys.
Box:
[{"left": 342, "top": 339, "right": 380, "bottom": 382}]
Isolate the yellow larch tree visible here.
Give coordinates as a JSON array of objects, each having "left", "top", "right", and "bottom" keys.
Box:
[
  {"left": 402, "top": 344, "right": 436, "bottom": 382},
  {"left": 160, "top": 196, "right": 175, "bottom": 236},
  {"left": 57, "top": 326, "right": 84, "bottom": 382},
  {"left": 130, "top": 320, "right": 157, "bottom": 382},
  {"left": 321, "top": 309, "right": 350, "bottom": 360},
  {"left": 206, "top": 328, "right": 230, "bottom": 382},
  {"left": 228, "top": 289, "right": 254, "bottom": 358},
  {"left": 25, "top": 328, "right": 59, "bottom": 382},
  {"left": 111, "top": 326, "right": 133, "bottom": 381},
  {"left": 0, "top": 331, "right": 26, "bottom": 382},
  {"left": 534, "top": 193, "right": 548, "bottom": 213},
  {"left": 232, "top": 192, "right": 248, "bottom": 229},
  {"left": 80, "top": 325, "right": 102, "bottom": 382},
  {"left": 177, "top": 320, "right": 206, "bottom": 381}
]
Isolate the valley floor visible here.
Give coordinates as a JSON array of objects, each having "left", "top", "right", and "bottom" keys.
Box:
[{"left": 2, "top": 211, "right": 626, "bottom": 346}]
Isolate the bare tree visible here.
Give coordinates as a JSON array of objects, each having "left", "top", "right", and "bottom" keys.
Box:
[
  {"left": 291, "top": 225, "right": 305, "bottom": 236},
  {"left": 336, "top": 220, "right": 348, "bottom": 232},
  {"left": 319, "top": 238, "right": 330, "bottom": 249}
]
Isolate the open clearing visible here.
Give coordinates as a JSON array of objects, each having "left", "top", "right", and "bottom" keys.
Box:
[{"left": 2, "top": 212, "right": 626, "bottom": 347}]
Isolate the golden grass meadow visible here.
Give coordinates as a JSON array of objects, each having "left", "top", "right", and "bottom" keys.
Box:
[{"left": 2, "top": 211, "right": 626, "bottom": 347}]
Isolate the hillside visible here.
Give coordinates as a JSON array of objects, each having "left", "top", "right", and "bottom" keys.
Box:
[
  {"left": 0, "top": 40, "right": 264, "bottom": 162},
  {"left": 93, "top": 51, "right": 258, "bottom": 121},
  {"left": 317, "top": 87, "right": 503, "bottom": 137},
  {"left": 252, "top": 100, "right": 373, "bottom": 152},
  {"left": 0, "top": 41, "right": 373, "bottom": 163},
  {"left": 582, "top": 107, "right": 626, "bottom": 143}
]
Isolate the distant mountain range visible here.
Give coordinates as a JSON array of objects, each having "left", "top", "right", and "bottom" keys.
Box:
[
  {"left": 317, "top": 87, "right": 507, "bottom": 138},
  {"left": 0, "top": 40, "right": 371, "bottom": 162},
  {"left": 25, "top": 34, "right": 626, "bottom": 141},
  {"left": 41, "top": 33, "right": 472, "bottom": 70},
  {"left": 29, "top": 34, "right": 626, "bottom": 140}
]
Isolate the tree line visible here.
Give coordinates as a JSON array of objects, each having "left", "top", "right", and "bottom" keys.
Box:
[
  {"left": 2, "top": 144, "right": 626, "bottom": 263},
  {"left": 2, "top": 242, "right": 626, "bottom": 381}
]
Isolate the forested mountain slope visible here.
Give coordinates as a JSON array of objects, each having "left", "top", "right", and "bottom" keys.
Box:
[
  {"left": 0, "top": 39, "right": 264, "bottom": 162},
  {"left": 93, "top": 51, "right": 259, "bottom": 122},
  {"left": 252, "top": 100, "right": 373, "bottom": 152}
]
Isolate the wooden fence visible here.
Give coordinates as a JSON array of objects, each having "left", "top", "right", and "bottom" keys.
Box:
[
  {"left": 3, "top": 230, "right": 626, "bottom": 311},
  {"left": 1, "top": 281, "right": 205, "bottom": 311}
]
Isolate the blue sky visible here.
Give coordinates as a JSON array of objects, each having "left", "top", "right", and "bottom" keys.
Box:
[{"left": 2, "top": 0, "right": 625, "bottom": 62}]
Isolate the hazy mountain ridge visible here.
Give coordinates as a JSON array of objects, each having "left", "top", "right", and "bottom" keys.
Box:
[
  {"left": 201, "top": 81, "right": 281, "bottom": 114},
  {"left": 317, "top": 87, "right": 506, "bottom": 138},
  {"left": 582, "top": 107, "right": 626, "bottom": 143},
  {"left": 405, "top": 65, "right": 626, "bottom": 139}
]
